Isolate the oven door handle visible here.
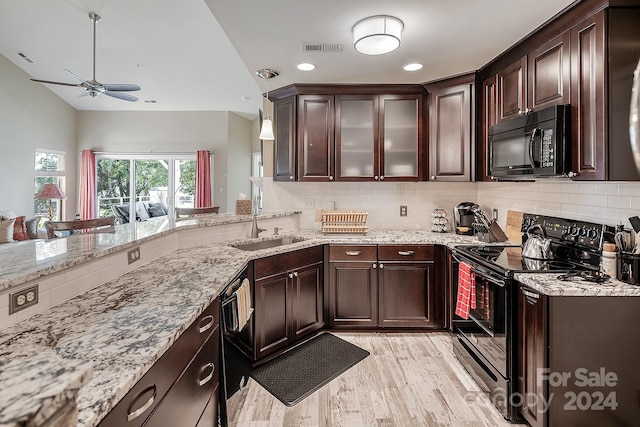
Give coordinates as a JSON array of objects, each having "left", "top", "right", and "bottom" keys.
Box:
[{"left": 452, "top": 251, "right": 506, "bottom": 287}]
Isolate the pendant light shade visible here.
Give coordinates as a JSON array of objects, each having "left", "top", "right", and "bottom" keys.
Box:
[
  {"left": 353, "top": 15, "right": 403, "bottom": 55},
  {"left": 256, "top": 68, "right": 279, "bottom": 141},
  {"left": 259, "top": 118, "right": 275, "bottom": 140}
]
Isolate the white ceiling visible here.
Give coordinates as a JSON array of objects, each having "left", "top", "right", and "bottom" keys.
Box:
[{"left": 0, "top": 0, "right": 577, "bottom": 119}]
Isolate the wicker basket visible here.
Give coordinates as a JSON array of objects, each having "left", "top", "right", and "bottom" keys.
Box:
[
  {"left": 235, "top": 200, "right": 252, "bottom": 215},
  {"left": 321, "top": 210, "right": 368, "bottom": 235}
]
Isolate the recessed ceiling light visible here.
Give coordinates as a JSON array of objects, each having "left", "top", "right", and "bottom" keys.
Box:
[
  {"left": 297, "top": 63, "right": 316, "bottom": 71},
  {"left": 403, "top": 63, "right": 423, "bottom": 72}
]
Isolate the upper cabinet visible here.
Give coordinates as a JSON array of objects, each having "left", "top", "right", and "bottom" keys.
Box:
[
  {"left": 271, "top": 84, "right": 426, "bottom": 182},
  {"left": 479, "top": 2, "right": 640, "bottom": 181},
  {"left": 425, "top": 74, "right": 475, "bottom": 182}
]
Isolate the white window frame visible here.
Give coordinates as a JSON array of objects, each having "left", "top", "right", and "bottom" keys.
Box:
[{"left": 34, "top": 149, "right": 66, "bottom": 221}]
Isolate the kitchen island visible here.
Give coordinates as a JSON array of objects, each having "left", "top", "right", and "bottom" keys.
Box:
[{"left": 2, "top": 219, "right": 639, "bottom": 427}]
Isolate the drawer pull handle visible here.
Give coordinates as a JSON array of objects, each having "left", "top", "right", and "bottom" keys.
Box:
[
  {"left": 345, "top": 251, "right": 361, "bottom": 256},
  {"left": 398, "top": 250, "right": 415, "bottom": 256},
  {"left": 198, "top": 363, "right": 215, "bottom": 387},
  {"left": 127, "top": 385, "right": 156, "bottom": 422},
  {"left": 522, "top": 289, "right": 540, "bottom": 302},
  {"left": 198, "top": 315, "right": 214, "bottom": 334}
]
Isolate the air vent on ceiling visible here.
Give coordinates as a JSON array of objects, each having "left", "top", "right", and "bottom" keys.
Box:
[
  {"left": 302, "top": 42, "right": 343, "bottom": 53},
  {"left": 17, "top": 52, "right": 34, "bottom": 63},
  {"left": 144, "top": 100, "right": 157, "bottom": 104}
]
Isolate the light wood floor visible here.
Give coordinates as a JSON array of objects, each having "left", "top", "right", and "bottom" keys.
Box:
[{"left": 226, "top": 332, "right": 514, "bottom": 427}]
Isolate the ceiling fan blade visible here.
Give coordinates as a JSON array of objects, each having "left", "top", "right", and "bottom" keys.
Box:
[
  {"left": 64, "top": 69, "right": 92, "bottom": 87},
  {"left": 30, "top": 78, "right": 84, "bottom": 88},
  {"left": 102, "top": 84, "right": 141, "bottom": 92},
  {"left": 104, "top": 91, "right": 139, "bottom": 102}
]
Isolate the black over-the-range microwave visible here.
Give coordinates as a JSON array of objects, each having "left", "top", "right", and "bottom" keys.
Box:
[{"left": 488, "top": 104, "right": 571, "bottom": 179}]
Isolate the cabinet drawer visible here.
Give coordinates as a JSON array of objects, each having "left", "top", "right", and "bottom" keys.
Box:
[
  {"left": 378, "top": 245, "right": 434, "bottom": 261},
  {"left": 99, "top": 300, "right": 219, "bottom": 427},
  {"left": 143, "top": 327, "right": 219, "bottom": 427},
  {"left": 329, "top": 245, "right": 377, "bottom": 261},
  {"left": 254, "top": 245, "right": 323, "bottom": 278}
]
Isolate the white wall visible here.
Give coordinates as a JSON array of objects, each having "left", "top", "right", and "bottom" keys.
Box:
[
  {"left": 77, "top": 110, "right": 241, "bottom": 212},
  {"left": 226, "top": 112, "right": 253, "bottom": 210},
  {"left": 0, "top": 54, "right": 77, "bottom": 219}
]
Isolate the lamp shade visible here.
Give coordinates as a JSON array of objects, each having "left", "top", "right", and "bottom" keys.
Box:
[
  {"left": 35, "top": 183, "right": 66, "bottom": 200},
  {"left": 259, "top": 118, "right": 275, "bottom": 140},
  {"left": 353, "top": 15, "right": 403, "bottom": 55}
]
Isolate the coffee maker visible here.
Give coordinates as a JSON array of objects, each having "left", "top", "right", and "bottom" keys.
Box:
[{"left": 454, "top": 202, "right": 478, "bottom": 235}]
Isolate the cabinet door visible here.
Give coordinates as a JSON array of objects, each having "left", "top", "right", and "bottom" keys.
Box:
[
  {"left": 328, "top": 261, "right": 378, "bottom": 328},
  {"left": 254, "top": 273, "right": 290, "bottom": 359},
  {"left": 518, "top": 286, "right": 547, "bottom": 427},
  {"left": 143, "top": 328, "right": 219, "bottom": 427},
  {"left": 498, "top": 57, "right": 527, "bottom": 122},
  {"left": 194, "top": 386, "right": 218, "bottom": 427},
  {"left": 335, "top": 95, "right": 379, "bottom": 181},
  {"left": 273, "top": 96, "right": 297, "bottom": 182},
  {"left": 570, "top": 11, "right": 606, "bottom": 180},
  {"left": 528, "top": 31, "right": 570, "bottom": 112},
  {"left": 378, "top": 262, "right": 437, "bottom": 328},
  {"left": 480, "top": 75, "right": 498, "bottom": 181},
  {"left": 428, "top": 84, "right": 472, "bottom": 182},
  {"left": 297, "top": 95, "right": 335, "bottom": 181},
  {"left": 290, "top": 262, "right": 324, "bottom": 340},
  {"left": 379, "top": 95, "right": 423, "bottom": 181}
]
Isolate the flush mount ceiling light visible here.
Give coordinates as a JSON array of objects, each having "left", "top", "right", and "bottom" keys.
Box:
[
  {"left": 352, "top": 15, "right": 404, "bottom": 55},
  {"left": 256, "top": 68, "right": 279, "bottom": 140}
]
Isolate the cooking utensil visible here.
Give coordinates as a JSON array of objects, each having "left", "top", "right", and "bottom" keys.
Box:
[
  {"left": 629, "top": 216, "right": 640, "bottom": 233},
  {"left": 522, "top": 224, "right": 553, "bottom": 260},
  {"left": 557, "top": 270, "right": 610, "bottom": 284}
]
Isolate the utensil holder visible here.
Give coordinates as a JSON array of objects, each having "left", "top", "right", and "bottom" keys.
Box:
[
  {"left": 477, "top": 222, "right": 509, "bottom": 243},
  {"left": 618, "top": 252, "right": 640, "bottom": 285}
]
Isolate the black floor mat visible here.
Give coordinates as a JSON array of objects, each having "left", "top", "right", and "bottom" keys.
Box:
[{"left": 250, "top": 333, "right": 370, "bottom": 406}]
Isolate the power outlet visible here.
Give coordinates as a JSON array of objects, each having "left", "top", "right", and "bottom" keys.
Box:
[
  {"left": 400, "top": 205, "right": 408, "bottom": 217},
  {"left": 127, "top": 246, "right": 141, "bottom": 265},
  {"left": 9, "top": 284, "right": 39, "bottom": 315},
  {"left": 303, "top": 197, "right": 315, "bottom": 209}
]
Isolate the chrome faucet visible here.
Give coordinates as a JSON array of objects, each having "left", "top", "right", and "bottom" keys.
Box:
[{"left": 251, "top": 214, "right": 266, "bottom": 238}]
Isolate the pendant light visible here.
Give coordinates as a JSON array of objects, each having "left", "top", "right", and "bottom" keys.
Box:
[{"left": 257, "top": 68, "right": 279, "bottom": 140}]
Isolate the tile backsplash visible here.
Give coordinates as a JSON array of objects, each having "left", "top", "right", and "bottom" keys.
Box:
[{"left": 262, "top": 178, "right": 640, "bottom": 231}]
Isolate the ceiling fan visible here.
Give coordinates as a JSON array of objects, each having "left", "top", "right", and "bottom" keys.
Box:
[{"left": 31, "top": 12, "right": 140, "bottom": 102}]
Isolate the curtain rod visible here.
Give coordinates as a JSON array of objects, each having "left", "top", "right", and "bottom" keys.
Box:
[{"left": 91, "top": 151, "right": 216, "bottom": 156}]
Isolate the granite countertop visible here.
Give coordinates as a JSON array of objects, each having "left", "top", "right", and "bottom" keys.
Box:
[
  {"left": 2, "top": 226, "right": 639, "bottom": 426},
  {"left": 514, "top": 272, "right": 640, "bottom": 296}
]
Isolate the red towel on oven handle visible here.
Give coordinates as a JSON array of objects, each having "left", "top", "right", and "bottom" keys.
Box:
[{"left": 455, "top": 261, "right": 476, "bottom": 319}]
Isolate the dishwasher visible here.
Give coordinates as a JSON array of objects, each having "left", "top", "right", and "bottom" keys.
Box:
[{"left": 219, "top": 265, "right": 254, "bottom": 426}]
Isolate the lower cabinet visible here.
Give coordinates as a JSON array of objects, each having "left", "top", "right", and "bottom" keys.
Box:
[
  {"left": 517, "top": 284, "right": 640, "bottom": 427},
  {"left": 253, "top": 246, "right": 324, "bottom": 360},
  {"left": 329, "top": 244, "right": 444, "bottom": 329},
  {"left": 99, "top": 298, "right": 220, "bottom": 427}
]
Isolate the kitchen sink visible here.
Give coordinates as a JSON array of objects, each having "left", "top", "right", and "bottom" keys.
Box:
[{"left": 231, "top": 236, "right": 307, "bottom": 251}]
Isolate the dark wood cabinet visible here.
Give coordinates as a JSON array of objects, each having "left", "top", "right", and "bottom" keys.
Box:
[
  {"left": 270, "top": 84, "right": 425, "bottom": 182},
  {"left": 425, "top": 74, "right": 475, "bottom": 182},
  {"left": 273, "top": 96, "right": 297, "bottom": 182},
  {"left": 527, "top": 32, "right": 571, "bottom": 113},
  {"left": 517, "top": 286, "right": 547, "bottom": 427},
  {"left": 378, "top": 245, "right": 441, "bottom": 328},
  {"left": 253, "top": 246, "right": 324, "bottom": 359},
  {"left": 297, "top": 95, "right": 335, "bottom": 181},
  {"left": 328, "top": 245, "right": 378, "bottom": 328},
  {"left": 100, "top": 300, "right": 220, "bottom": 427},
  {"left": 498, "top": 57, "right": 527, "bottom": 122},
  {"left": 479, "top": 75, "right": 498, "bottom": 181},
  {"left": 329, "top": 244, "right": 444, "bottom": 329}
]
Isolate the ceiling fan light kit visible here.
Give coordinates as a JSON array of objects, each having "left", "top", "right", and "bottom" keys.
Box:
[
  {"left": 256, "top": 68, "right": 278, "bottom": 141},
  {"left": 353, "top": 15, "right": 403, "bottom": 55},
  {"left": 30, "top": 12, "right": 141, "bottom": 102}
]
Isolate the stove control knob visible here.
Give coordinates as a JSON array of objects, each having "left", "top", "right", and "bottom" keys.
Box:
[
  {"left": 580, "top": 227, "right": 588, "bottom": 237},
  {"left": 571, "top": 226, "right": 580, "bottom": 236},
  {"left": 589, "top": 229, "right": 599, "bottom": 239}
]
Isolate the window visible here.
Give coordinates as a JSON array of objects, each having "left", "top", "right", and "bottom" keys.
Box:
[
  {"left": 96, "top": 154, "right": 199, "bottom": 221},
  {"left": 34, "top": 149, "right": 66, "bottom": 221}
]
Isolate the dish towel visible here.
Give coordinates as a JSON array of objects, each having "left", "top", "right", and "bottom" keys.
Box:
[
  {"left": 455, "top": 261, "right": 476, "bottom": 319},
  {"left": 236, "top": 278, "right": 253, "bottom": 330}
]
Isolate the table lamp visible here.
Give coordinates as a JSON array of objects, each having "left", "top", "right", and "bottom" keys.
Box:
[{"left": 35, "top": 183, "right": 66, "bottom": 221}]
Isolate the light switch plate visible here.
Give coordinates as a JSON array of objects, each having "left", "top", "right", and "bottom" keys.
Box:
[{"left": 400, "top": 205, "right": 408, "bottom": 217}]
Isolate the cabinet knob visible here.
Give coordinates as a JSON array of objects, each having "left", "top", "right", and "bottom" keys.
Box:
[
  {"left": 288, "top": 273, "right": 294, "bottom": 278},
  {"left": 568, "top": 171, "right": 579, "bottom": 178},
  {"left": 518, "top": 109, "right": 523, "bottom": 115},
  {"left": 293, "top": 271, "right": 298, "bottom": 277},
  {"left": 329, "top": 175, "right": 334, "bottom": 181},
  {"left": 289, "top": 176, "right": 294, "bottom": 180},
  {"left": 379, "top": 263, "right": 384, "bottom": 269},
  {"left": 431, "top": 176, "right": 436, "bottom": 180},
  {"left": 526, "top": 108, "right": 532, "bottom": 114},
  {"left": 374, "top": 175, "right": 379, "bottom": 181},
  {"left": 373, "top": 263, "right": 377, "bottom": 269},
  {"left": 380, "top": 175, "right": 385, "bottom": 181}
]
